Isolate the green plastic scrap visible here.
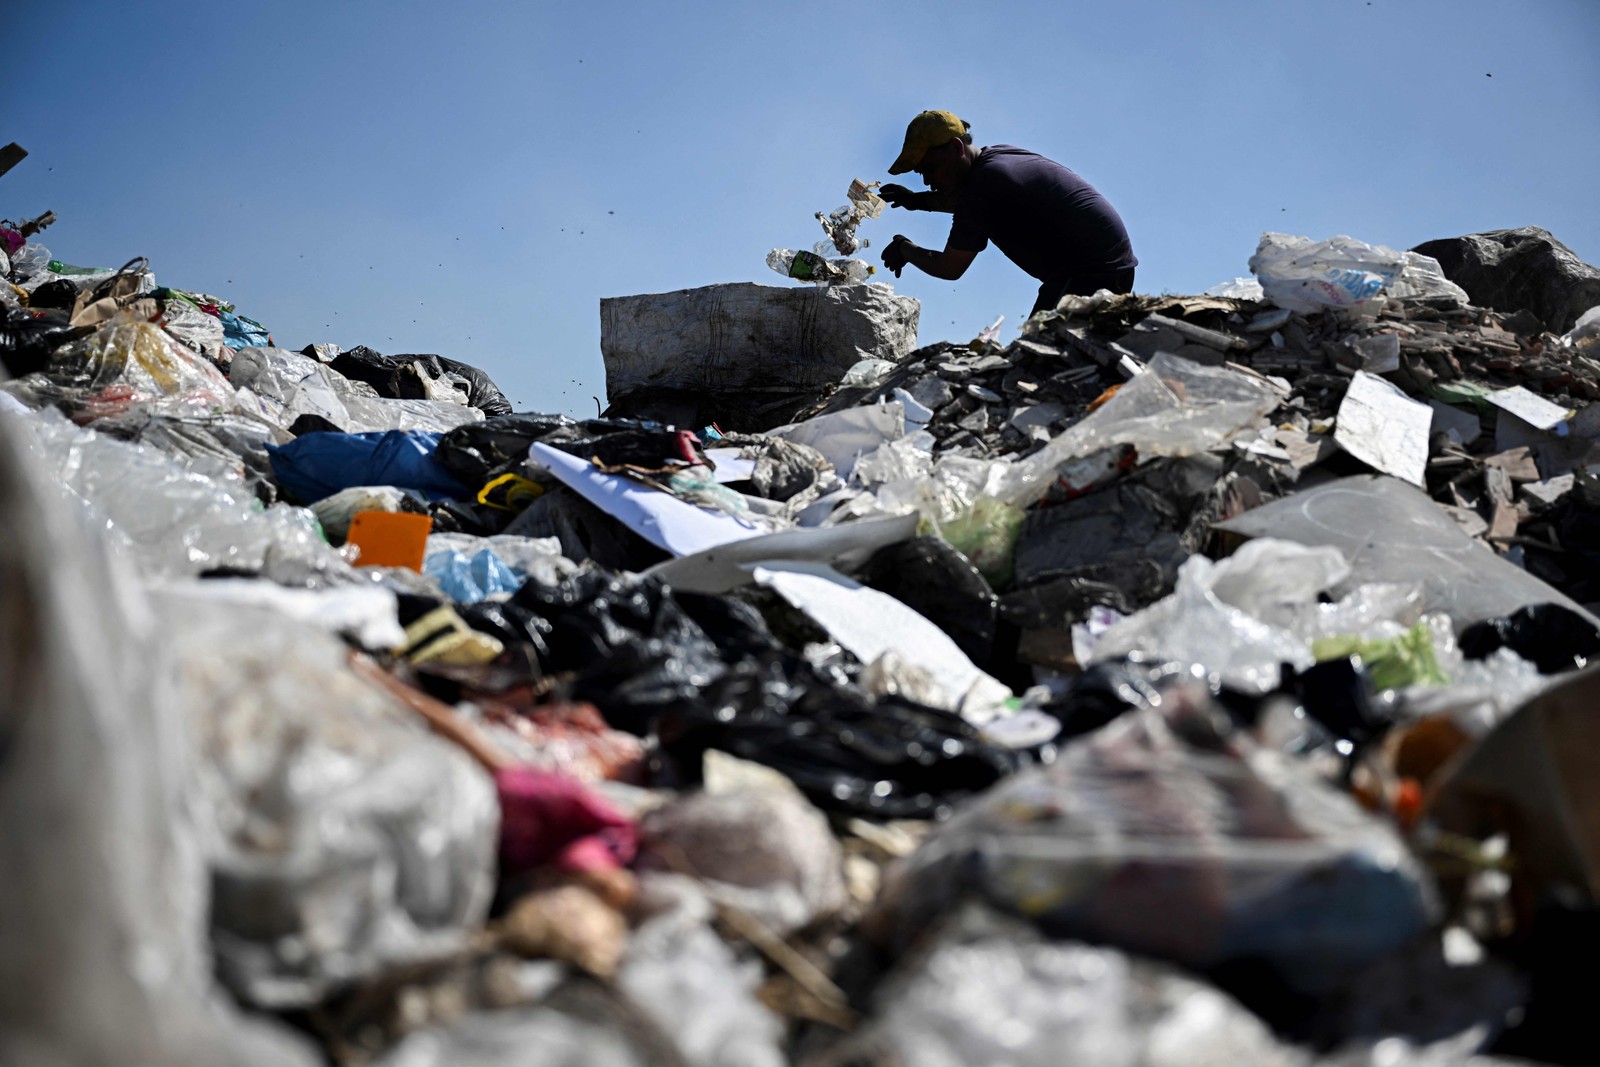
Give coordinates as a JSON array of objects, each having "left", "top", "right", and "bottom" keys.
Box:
[
  {"left": 1426, "top": 380, "right": 1497, "bottom": 413},
  {"left": 1312, "top": 621, "right": 1449, "bottom": 690},
  {"left": 665, "top": 468, "right": 749, "bottom": 517},
  {"left": 923, "top": 496, "right": 1024, "bottom": 589}
]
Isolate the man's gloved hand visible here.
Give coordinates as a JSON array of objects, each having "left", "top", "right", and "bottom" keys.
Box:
[
  {"left": 879, "top": 183, "right": 918, "bottom": 210},
  {"left": 882, "top": 235, "right": 914, "bottom": 278}
]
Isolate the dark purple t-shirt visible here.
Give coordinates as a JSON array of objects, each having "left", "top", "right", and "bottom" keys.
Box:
[{"left": 947, "top": 145, "right": 1137, "bottom": 283}]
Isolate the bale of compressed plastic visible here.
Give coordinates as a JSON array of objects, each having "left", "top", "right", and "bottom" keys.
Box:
[{"left": 600, "top": 282, "right": 919, "bottom": 428}]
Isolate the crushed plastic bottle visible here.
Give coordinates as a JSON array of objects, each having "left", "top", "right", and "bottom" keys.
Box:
[{"left": 765, "top": 248, "right": 874, "bottom": 286}]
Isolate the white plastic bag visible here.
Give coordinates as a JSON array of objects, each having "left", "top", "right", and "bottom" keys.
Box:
[
  {"left": 1249, "top": 233, "right": 1469, "bottom": 313},
  {"left": 1086, "top": 539, "right": 1351, "bottom": 693},
  {"left": 836, "top": 937, "right": 1309, "bottom": 1067},
  {"left": 1563, "top": 304, "right": 1600, "bottom": 350}
]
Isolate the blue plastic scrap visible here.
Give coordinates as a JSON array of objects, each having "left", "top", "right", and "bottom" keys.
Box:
[
  {"left": 266, "top": 430, "right": 466, "bottom": 504},
  {"left": 424, "top": 547, "right": 525, "bottom": 604}
]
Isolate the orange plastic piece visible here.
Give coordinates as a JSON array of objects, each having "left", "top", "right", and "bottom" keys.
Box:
[
  {"left": 1087, "top": 383, "right": 1122, "bottom": 411},
  {"left": 1394, "top": 777, "right": 1424, "bottom": 831},
  {"left": 346, "top": 510, "right": 432, "bottom": 571}
]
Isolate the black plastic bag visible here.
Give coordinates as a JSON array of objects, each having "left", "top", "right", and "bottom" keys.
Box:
[
  {"left": 1459, "top": 603, "right": 1600, "bottom": 674},
  {"left": 331, "top": 345, "right": 512, "bottom": 416},
  {"left": 0, "top": 313, "right": 92, "bottom": 379},
  {"left": 435, "top": 413, "right": 576, "bottom": 488},
  {"left": 856, "top": 536, "right": 997, "bottom": 666}
]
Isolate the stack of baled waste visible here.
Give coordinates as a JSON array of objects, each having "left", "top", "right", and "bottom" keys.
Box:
[{"left": 5, "top": 210, "right": 1600, "bottom": 1067}]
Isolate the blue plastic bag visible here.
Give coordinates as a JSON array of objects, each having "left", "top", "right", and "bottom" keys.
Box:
[
  {"left": 219, "top": 308, "right": 271, "bottom": 349},
  {"left": 424, "top": 547, "right": 525, "bottom": 604},
  {"left": 267, "top": 430, "right": 466, "bottom": 504}
]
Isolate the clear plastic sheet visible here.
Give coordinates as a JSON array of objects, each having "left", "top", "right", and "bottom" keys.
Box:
[
  {"left": 616, "top": 875, "right": 788, "bottom": 1067},
  {"left": 1213, "top": 474, "right": 1599, "bottom": 631},
  {"left": 229, "top": 345, "right": 355, "bottom": 427},
  {"left": 8, "top": 239, "right": 53, "bottom": 284},
  {"left": 8, "top": 405, "right": 353, "bottom": 583},
  {"left": 341, "top": 391, "right": 487, "bottom": 433},
  {"left": 98, "top": 407, "right": 290, "bottom": 489},
  {"left": 0, "top": 406, "right": 317, "bottom": 1064},
  {"left": 151, "top": 593, "right": 499, "bottom": 1008},
  {"left": 873, "top": 686, "right": 1437, "bottom": 994},
  {"left": 1000, "top": 354, "right": 1281, "bottom": 506},
  {"left": 829, "top": 935, "right": 1308, "bottom": 1067}
]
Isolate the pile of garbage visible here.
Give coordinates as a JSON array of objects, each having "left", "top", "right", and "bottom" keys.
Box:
[{"left": 6, "top": 201, "right": 1600, "bottom": 1067}]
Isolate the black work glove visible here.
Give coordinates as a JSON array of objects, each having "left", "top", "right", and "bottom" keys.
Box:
[
  {"left": 879, "top": 183, "right": 919, "bottom": 210},
  {"left": 882, "top": 235, "right": 914, "bottom": 278}
]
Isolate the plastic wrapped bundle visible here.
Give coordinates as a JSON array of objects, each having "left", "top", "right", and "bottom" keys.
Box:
[{"left": 871, "top": 685, "right": 1438, "bottom": 994}]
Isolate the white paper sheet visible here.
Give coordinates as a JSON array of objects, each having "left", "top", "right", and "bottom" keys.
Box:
[
  {"left": 645, "top": 513, "right": 919, "bottom": 594},
  {"left": 703, "top": 448, "right": 758, "bottom": 484},
  {"left": 529, "top": 441, "right": 765, "bottom": 557},
  {"left": 750, "top": 561, "right": 1011, "bottom": 720},
  {"left": 1488, "top": 385, "right": 1572, "bottom": 435},
  {"left": 1333, "top": 371, "right": 1432, "bottom": 486}
]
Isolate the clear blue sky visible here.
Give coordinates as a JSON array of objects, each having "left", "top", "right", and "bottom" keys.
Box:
[{"left": 7, "top": 1, "right": 1598, "bottom": 416}]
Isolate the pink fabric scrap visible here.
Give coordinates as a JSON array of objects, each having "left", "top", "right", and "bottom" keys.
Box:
[{"left": 494, "top": 765, "right": 638, "bottom": 876}]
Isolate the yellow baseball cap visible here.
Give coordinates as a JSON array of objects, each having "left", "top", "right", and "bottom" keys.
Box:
[{"left": 888, "top": 110, "right": 970, "bottom": 175}]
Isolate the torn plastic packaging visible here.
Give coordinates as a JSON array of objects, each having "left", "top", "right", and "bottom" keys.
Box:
[
  {"left": 154, "top": 593, "right": 499, "bottom": 1009},
  {"left": 9, "top": 406, "right": 353, "bottom": 582},
  {"left": 7, "top": 308, "right": 237, "bottom": 423}
]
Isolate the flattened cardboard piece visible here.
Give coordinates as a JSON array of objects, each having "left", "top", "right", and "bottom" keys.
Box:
[
  {"left": 1333, "top": 371, "right": 1431, "bottom": 486},
  {"left": 1214, "top": 474, "right": 1598, "bottom": 630},
  {"left": 530, "top": 441, "right": 765, "bottom": 557},
  {"left": 643, "top": 513, "right": 919, "bottom": 594},
  {"left": 1427, "top": 666, "right": 1600, "bottom": 921}
]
